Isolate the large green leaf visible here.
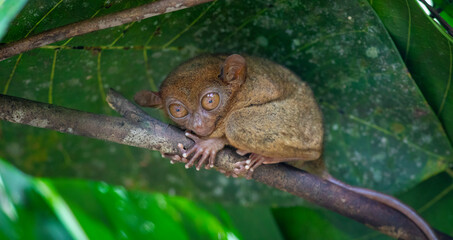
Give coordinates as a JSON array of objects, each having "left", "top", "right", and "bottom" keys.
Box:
[
  {"left": 0, "top": 158, "right": 239, "bottom": 239},
  {"left": 370, "top": 0, "right": 453, "bottom": 144},
  {"left": 0, "top": 0, "right": 452, "bottom": 206},
  {"left": 0, "top": 0, "right": 28, "bottom": 41}
]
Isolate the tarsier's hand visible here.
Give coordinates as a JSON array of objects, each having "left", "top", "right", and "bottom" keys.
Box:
[
  {"left": 233, "top": 153, "right": 270, "bottom": 179},
  {"left": 180, "top": 132, "right": 226, "bottom": 170}
]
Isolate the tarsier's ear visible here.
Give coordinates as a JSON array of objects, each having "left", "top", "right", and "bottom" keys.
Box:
[
  {"left": 134, "top": 90, "right": 163, "bottom": 109},
  {"left": 219, "top": 54, "right": 247, "bottom": 86}
]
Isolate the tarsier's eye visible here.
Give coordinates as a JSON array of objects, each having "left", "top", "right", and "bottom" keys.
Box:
[
  {"left": 201, "top": 92, "right": 220, "bottom": 111},
  {"left": 168, "top": 103, "right": 188, "bottom": 118}
]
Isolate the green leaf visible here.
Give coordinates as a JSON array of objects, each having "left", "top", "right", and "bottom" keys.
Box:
[
  {"left": 0, "top": 0, "right": 28, "bottom": 41},
  {"left": 396, "top": 170, "right": 453, "bottom": 236},
  {"left": 0, "top": 0, "right": 451, "bottom": 206},
  {"left": 0, "top": 159, "right": 77, "bottom": 239},
  {"left": 223, "top": 206, "right": 283, "bottom": 240},
  {"left": 273, "top": 206, "right": 381, "bottom": 240},
  {"left": 0, "top": 158, "right": 238, "bottom": 239},
  {"left": 370, "top": 0, "right": 453, "bottom": 144}
]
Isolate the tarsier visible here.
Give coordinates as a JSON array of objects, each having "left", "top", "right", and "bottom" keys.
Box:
[{"left": 134, "top": 54, "right": 437, "bottom": 240}]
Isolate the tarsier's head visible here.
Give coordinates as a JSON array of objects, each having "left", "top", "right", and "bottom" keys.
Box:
[{"left": 134, "top": 54, "right": 247, "bottom": 137}]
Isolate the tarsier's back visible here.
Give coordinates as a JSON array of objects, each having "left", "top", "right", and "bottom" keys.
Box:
[{"left": 224, "top": 55, "right": 324, "bottom": 161}]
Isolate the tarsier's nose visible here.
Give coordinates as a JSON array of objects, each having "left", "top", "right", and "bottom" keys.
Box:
[{"left": 190, "top": 113, "right": 210, "bottom": 137}]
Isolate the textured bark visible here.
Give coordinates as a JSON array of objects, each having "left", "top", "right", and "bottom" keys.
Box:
[
  {"left": 0, "top": 0, "right": 213, "bottom": 61},
  {"left": 0, "top": 91, "right": 451, "bottom": 240}
]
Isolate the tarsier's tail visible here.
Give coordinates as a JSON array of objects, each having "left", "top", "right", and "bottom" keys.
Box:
[{"left": 324, "top": 174, "right": 438, "bottom": 240}]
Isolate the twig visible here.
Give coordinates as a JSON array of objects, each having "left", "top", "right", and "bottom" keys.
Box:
[
  {"left": 0, "top": 90, "right": 451, "bottom": 240},
  {"left": 0, "top": 0, "right": 214, "bottom": 61},
  {"left": 418, "top": 0, "right": 453, "bottom": 37}
]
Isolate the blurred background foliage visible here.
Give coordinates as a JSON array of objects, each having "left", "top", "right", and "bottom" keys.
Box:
[{"left": 0, "top": 0, "right": 452, "bottom": 239}]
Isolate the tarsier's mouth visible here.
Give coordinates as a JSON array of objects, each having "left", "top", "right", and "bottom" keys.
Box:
[{"left": 192, "top": 127, "right": 213, "bottom": 137}]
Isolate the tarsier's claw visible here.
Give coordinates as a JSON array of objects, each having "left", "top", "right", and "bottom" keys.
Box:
[{"left": 178, "top": 143, "right": 185, "bottom": 150}]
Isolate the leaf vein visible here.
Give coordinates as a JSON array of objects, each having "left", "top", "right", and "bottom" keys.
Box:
[
  {"left": 418, "top": 183, "right": 453, "bottom": 213},
  {"left": 48, "top": 50, "right": 58, "bottom": 104},
  {"left": 404, "top": 0, "right": 411, "bottom": 61},
  {"left": 25, "top": 0, "right": 64, "bottom": 38},
  {"left": 438, "top": 40, "right": 452, "bottom": 115},
  {"left": 2, "top": 54, "right": 22, "bottom": 94},
  {"left": 161, "top": 1, "right": 216, "bottom": 49}
]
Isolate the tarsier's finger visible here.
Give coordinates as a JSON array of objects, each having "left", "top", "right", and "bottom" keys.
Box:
[
  {"left": 233, "top": 162, "right": 247, "bottom": 174},
  {"left": 191, "top": 150, "right": 203, "bottom": 162},
  {"left": 185, "top": 132, "right": 200, "bottom": 141},
  {"left": 233, "top": 160, "right": 249, "bottom": 169},
  {"left": 185, "top": 156, "right": 198, "bottom": 168},
  {"left": 182, "top": 146, "right": 197, "bottom": 158},
  {"left": 179, "top": 157, "right": 188, "bottom": 163},
  {"left": 249, "top": 158, "right": 266, "bottom": 172},
  {"left": 196, "top": 153, "right": 209, "bottom": 170},
  {"left": 162, "top": 153, "right": 183, "bottom": 163},
  {"left": 205, "top": 152, "right": 215, "bottom": 169},
  {"left": 244, "top": 159, "right": 253, "bottom": 170},
  {"left": 185, "top": 150, "right": 203, "bottom": 168}
]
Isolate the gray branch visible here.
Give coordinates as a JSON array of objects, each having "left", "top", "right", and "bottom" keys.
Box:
[
  {"left": 0, "top": 90, "right": 450, "bottom": 240},
  {"left": 0, "top": 0, "right": 214, "bottom": 61}
]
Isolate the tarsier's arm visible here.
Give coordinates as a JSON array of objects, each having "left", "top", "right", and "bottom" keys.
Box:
[{"left": 134, "top": 54, "right": 437, "bottom": 240}]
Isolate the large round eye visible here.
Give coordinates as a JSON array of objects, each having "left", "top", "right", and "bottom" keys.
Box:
[
  {"left": 201, "top": 92, "right": 220, "bottom": 111},
  {"left": 168, "top": 103, "right": 188, "bottom": 118}
]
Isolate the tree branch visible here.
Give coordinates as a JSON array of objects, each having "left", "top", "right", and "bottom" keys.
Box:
[
  {"left": 0, "top": 90, "right": 451, "bottom": 240},
  {"left": 418, "top": 0, "right": 453, "bottom": 37},
  {"left": 0, "top": 0, "right": 214, "bottom": 61}
]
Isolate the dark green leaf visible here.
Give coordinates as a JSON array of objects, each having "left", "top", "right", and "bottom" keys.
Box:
[
  {"left": 396, "top": 170, "right": 453, "bottom": 236},
  {"left": 370, "top": 0, "right": 453, "bottom": 144},
  {"left": 272, "top": 206, "right": 380, "bottom": 240}
]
